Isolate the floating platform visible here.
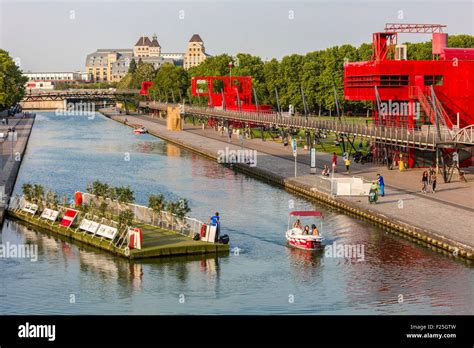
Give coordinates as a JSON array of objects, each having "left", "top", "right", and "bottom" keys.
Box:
[{"left": 7, "top": 210, "right": 229, "bottom": 260}]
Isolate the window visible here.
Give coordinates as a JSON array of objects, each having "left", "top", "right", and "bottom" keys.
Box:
[
  {"left": 380, "top": 75, "right": 409, "bottom": 86},
  {"left": 424, "top": 75, "right": 443, "bottom": 86}
]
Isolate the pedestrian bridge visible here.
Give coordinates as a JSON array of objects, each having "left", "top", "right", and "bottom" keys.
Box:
[
  {"left": 21, "top": 89, "right": 140, "bottom": 110},
  {"left": 22, "top": 89, "right": 140, "bottom": 102},
  {"left": 139, "top": 101, "right": 474, "bottom": 150}
]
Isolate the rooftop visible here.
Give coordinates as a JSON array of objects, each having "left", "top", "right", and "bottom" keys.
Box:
[
  {"left": 135, "top": 36, "right": 152, "bottom": 46},
  {"left": 189, "top": 34, "right": 203, "bottom": 43}
]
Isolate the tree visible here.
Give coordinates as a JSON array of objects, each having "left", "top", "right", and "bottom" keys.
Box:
[
  {"left": 149, "top": 63, "right": 188, "bottom": 102},
  {"left": 188, "top": 53, "right": 234, "bottom": 77},
  {"left": 117, "top": 73, "right": 133, "bottom": 89},
  {"left": 92, "top": 180, "right": 109, "bottom": 197},
  {"left": 148, "top": 194, "right": 166, "bottom": 213},
  {"left": 128, "top": 58, "right": 137, "bottom": 74},
  {"left": 448, "top": 34, "right": 474, "bottom": 48},
  {"left": 174, "top": 198, "right": 190, "bottom": 219},
  {"left": 232, "top": 53, "right": 268, "bottom": 105},
  {"left": 118, "top": 209, "right": 134, "bottom": 230},
  {"left": 130, "top": 62, "right": 156, "bottom": 89},
  {"left": 22, "top": 183, "right": 33, "bottom": 201},
  {"left": 45, "top": 190, "right": 59, "bottom": 209},
  {"left": 98, "top": 201, "right": 108, "bottom": 218},
  {"left": 33, "top": 184, "right": 44, "bottom": 202},
  {"left": 116, "top": 186, "right": 135, "bottom": 204},
  {"left": 263, "top": 58, "right": 283, "bottom": 107},
  {"left": 0, "top": 49, "right": 28, "bottom": 111}
]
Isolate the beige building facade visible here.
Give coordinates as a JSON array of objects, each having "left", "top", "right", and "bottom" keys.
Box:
[
  {"left": 183, "top": 34, "right": 209, "bottom": 70},
  {"left": 86, "top": 34, "right": 209, "bottom": 82}
]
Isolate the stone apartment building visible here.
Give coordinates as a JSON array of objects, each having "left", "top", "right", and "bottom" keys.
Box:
[
  {"left": 86, "top": 34, "right": 209, "bottom": 82},
  {"left": 183, "top": 34, "right": 209, "bottom": 70}
]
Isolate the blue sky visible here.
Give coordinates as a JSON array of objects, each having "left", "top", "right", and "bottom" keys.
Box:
[{"left": 1, "top": 0, "right": 472, "bottom": 71}]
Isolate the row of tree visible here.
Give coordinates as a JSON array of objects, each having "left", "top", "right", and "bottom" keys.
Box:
[
  {"left": 0, "top": 49, "right": 28, "bottom": 111},
  {"left": 118, "top": 35, "right": 474, "bottom": 114}
]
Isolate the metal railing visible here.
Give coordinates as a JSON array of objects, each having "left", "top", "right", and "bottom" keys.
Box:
[{"left": 139, "top": 101, "right": 474, "bottom": 148}]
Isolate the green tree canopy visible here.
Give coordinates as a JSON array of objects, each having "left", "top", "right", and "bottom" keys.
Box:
[
  {"left": 0, "top": 49, "right": 27, "bottom": 110},
  {"left": 128, "top": 58, "right": 137, "bottom": 74},
  {"left": 149, "top": 63, "right": 188, "bottom": 102},
  {"left": 118, "top": 34, "right": 474, "bottom": 114},
  {"left": 129, "top": 62, "right": 156, "bottom": 89}
]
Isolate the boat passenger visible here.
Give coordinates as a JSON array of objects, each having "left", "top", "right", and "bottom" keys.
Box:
[
  {"left": 311, "top": 224, "right": 319, "bottom": 236},
  {"left": 304, "top": 225, "right": 310, "bottom": 235},
  {"left": 293, "top": 219, "right": 302, "bottom": 229}
]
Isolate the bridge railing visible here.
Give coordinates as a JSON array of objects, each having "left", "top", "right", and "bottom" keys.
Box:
[
  {"left": 25, "top": 89, "right": 140, "bottom": 96},
  {"left": 140, "top": 101, "right": 473, "bottom": 147}
]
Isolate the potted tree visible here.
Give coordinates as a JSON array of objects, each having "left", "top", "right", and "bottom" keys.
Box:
[{"left": 148, "top": 194, "right": 166, "bottom": 226}]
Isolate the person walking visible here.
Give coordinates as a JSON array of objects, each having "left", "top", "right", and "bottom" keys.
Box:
[
  {"left": 332, "top": 152, "right": 337, "bottom": 172},
  {"left": 431, "top": 172, "right": 437, "bottom": 193},
  {"left": 377, "top": 173, "right": 385, "bottom": 197},
  {"left": 345, "top": 157, "right": 351, "bottom": 174},
  {"left": 421, "top": 171, "right": 429, "bottom": 193}
]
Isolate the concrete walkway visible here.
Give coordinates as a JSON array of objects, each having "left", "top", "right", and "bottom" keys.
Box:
[
  {"left": 103, "top": 110, "right": 474, "bottom": 255},
  {"left": 0, "top": 114, "right": 36, "bottom": 224}
]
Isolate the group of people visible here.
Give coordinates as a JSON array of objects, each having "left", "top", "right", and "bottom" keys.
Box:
[
  {"left": 421, "top": 168, "right": 437, "bottom": 193},
  {"left": 293, "top": 219, "right": 319, "bottom": 236}
]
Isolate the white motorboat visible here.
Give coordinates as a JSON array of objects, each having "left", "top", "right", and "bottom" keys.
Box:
[{"left": 285, "top": 211, "right": 324, "bottom": 250}]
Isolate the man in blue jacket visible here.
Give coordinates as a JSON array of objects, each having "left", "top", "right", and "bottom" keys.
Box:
[
  {"left": 377, "top": 174, "right": 385, "bottom": 197},
  {"left": 210, "top": 212, "right": 220, "bottom": 242}
]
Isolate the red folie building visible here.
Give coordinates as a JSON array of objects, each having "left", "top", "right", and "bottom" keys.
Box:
[
  {"left": 191, "top": 76, "right": 273, "bottom": 113},
  {"left": 344, "top": 23, "right": 474, "bottom": 167}
]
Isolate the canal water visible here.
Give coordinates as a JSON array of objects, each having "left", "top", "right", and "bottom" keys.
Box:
[{"left": 0, "top": 111, "right": 472, "bottom": 315}]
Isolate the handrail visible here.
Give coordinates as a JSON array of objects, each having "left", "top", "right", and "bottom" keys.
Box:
[{"left": 138, "top": 101, "right": 473, "bottom": 146}]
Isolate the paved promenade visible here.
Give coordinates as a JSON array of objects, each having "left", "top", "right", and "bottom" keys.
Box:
[
  {"left": 103, "top": 110, "right": 474, "bottom": 257},
  {"left": 0, "top": 114, "right": 35, "bottom": 224}
]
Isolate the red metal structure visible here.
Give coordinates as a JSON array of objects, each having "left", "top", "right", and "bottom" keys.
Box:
[
  {"left": 140, "top": 81, "right": 153, "bottom": 96},
  {"left": 191, "top": 76, "right": 272, "bottom": 113},
  {"left": 344, "top": 23, "right": 474, "bottom": 167}
]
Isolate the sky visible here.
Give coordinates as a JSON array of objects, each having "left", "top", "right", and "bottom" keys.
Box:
[{"left": 0, "top": 0, "right": 473, "bottom": 72}]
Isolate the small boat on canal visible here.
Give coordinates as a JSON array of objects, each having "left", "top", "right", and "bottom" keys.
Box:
[
  {"left": 285, "top": 211, "right": 324, "bottom": 250},
  {"left": 133, "top": 126, "right": 148, "bottom": 134}
]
